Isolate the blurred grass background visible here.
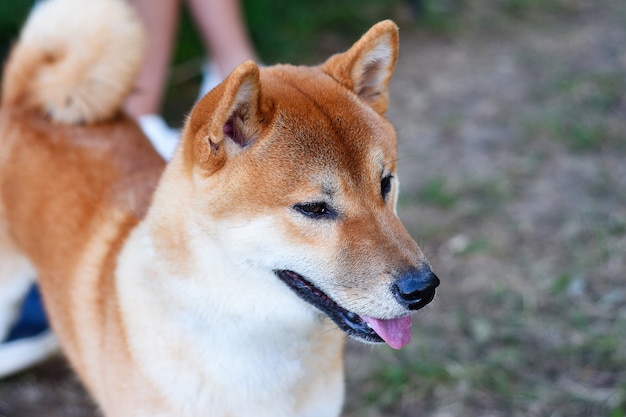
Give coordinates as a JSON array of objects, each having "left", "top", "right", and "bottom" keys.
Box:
[{"left": 1, "top": 1, "right": 625, "bottom": 417}]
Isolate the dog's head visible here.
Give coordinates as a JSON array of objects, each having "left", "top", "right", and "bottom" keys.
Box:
[{"left": 176, "top": 21, "right": 438, "bottom": 349}]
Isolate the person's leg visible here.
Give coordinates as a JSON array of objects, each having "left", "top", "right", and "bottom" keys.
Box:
[
  {"left": 125, "top": 0, "right": 181, "bottom": 119},
  {"left": 186, "top": 0, "right": 258, "bottom": 95},
  {"left": 125, "top": 0, "right": 181, "bottom": 159}
]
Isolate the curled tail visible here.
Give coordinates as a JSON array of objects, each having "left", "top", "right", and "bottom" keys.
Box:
[{"left": 1, "top": 0, "right": 144, "bottom": 124}]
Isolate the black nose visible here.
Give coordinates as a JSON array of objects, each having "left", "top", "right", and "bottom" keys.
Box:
[{"left": 392, "top": 267, "right": 440, "bottom": 311}]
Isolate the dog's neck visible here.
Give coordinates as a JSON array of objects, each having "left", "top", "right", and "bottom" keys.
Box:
[{"left": 113, "top": 161, "right": 346, "bottom": 417}]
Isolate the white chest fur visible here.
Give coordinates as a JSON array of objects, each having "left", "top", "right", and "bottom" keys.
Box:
[{"left": 115, "top": 222, "right": 345, "bottom": 417}]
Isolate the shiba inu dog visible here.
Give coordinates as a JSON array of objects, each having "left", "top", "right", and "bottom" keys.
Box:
[{"left": 0, "top": 0, "right": 439, "bottom": 415}]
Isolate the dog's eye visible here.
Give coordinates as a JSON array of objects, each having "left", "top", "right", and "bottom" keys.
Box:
[
  {"left": 381, "top": 174, "right": 393, "bottom": 201},
  {"left": 294, "top": 202, "right": 336, "bottom": 219}
]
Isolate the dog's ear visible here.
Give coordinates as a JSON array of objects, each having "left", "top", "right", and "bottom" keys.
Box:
[
  {"left": 185, "top": 60, "right": 261, "bottom": 172},
  {"left": 321, "top": 20, "right": 399, "bottom": 115}
]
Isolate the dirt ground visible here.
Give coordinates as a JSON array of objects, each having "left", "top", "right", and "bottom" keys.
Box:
[{"left": 1, "top": 1, "right": 625, "bottom": 416}]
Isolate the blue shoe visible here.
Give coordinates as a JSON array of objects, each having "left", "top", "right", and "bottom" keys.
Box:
[{"left": 0, "top": 284, "right": 59, "bottom": 378}]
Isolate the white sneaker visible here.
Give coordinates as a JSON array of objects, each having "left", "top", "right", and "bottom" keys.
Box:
[
  {"left": 0, "top": 331, "right": 59, "bottom": 378},
  {"left": 197, "top": 61, "right": 223, "bottom": 101},
  {"left": 137, "top": 114, "right": 179, "bottom": 161}
]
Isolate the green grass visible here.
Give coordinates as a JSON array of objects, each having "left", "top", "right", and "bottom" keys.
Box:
[
  {"left": 524, "top": 70, "right": 626, "bottom": 152},
  {"left": 418, "top": 177, "right": 458, "bottom": 208},
  {"left": 499, "top": 0, "right": 573, "bottom": 16}
]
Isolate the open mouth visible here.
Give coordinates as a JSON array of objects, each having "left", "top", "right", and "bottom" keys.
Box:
[{"left": 274, "top": 270, "right": 413, "bottom": 349}]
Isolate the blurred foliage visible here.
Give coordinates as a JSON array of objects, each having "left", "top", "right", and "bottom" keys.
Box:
[
  {"left": 174, "top": 0, "right": 405, "bottom": 66},
  {"left": 0, "top": 1, "right": 31, "bottom": 61},
  {"left": 0, "top": 1, "right": 30, "bottom": 40},
  {"left": 242, "top": 0, "right": 404, "bottom": 64}
]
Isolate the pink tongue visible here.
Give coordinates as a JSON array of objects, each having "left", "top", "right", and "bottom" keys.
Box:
[{"left": 362, "top": 315, "right": 412, "bottom": 350}]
